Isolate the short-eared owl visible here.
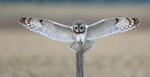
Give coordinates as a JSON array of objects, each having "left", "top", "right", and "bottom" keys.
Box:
[{"left": 19, "top": 17, "right": 140, "bottom": 53}]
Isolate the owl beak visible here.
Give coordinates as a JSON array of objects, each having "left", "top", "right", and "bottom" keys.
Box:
[
  {"left": 78, "top": 25, "right": 81, "bottom": 32},
  {"left": 78, "top": 27, "right": 80, "bottom": 32}
]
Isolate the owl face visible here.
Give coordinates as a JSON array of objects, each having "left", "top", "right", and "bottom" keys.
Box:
[{"left": 73, "top": 21, "right": 86, "bottom": 34}]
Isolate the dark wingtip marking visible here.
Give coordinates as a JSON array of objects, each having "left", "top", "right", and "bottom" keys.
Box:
[
  {"left": 19, "top": 17, "right": 26, "bottom": 24},
  {"left": 115, "top": 18, "right": 119, "bottom": 24},
  {"left": 126, "top": 18, "right": 131, "bottom": 25},
  {"left": 132, "top": 18, "right": 140, "bottom": 26},
  {"left": 40, "top": 19, "right": 43, "bottom": 25},
  {"left": 28, "top": 18, "right": 32, "bottom": 24}
]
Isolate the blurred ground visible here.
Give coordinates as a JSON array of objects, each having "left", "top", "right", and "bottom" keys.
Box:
[{"left": 0, "top": 4, "right": 150, "bottom": 77}]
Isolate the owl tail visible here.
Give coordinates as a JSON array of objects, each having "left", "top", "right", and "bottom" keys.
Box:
[{"left": 69, "top": 40, "right": 95, "bottom": 53}]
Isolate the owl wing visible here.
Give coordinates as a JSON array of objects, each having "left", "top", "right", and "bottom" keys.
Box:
[
  {"left": 87, "top": 17, "right": 140, "bottom": 40},
  {"left": 19, "top": 17, "right": 75, "bottom": 42}
]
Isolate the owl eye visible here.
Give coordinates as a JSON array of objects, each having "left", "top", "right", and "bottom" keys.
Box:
[
  {"left": 80, "top": 26, "right": 84, "bottom": 29},
  {"left": 75, "top": 27, "right": 78, "bottom": 29}
]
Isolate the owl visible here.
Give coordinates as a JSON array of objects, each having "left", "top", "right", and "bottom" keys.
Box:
[{"left": 19, "top": 17, "right": 140, "bottom": 53}]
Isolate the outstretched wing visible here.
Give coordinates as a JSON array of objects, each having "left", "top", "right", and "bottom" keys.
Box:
[
  {"left": 87, "top": 17, "right": 140, "bottom": 40},
  {"left": 19, "top": 17, "right": 75, "bottom": 42}
]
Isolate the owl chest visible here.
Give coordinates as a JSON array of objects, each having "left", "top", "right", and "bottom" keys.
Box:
[{"left": 74, "top": 34, "right": 86, "bottom": 43}]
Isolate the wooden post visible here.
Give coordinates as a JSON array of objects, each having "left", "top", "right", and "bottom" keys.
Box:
[{"left": 76, "top": 50, "right": 84, "bottom": 77}]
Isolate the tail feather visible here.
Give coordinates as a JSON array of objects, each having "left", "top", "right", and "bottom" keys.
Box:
[{"left": 69, "top": 40, "right": 95, "bottom": 53}]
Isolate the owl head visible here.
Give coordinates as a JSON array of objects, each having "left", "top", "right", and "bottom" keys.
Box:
[{"left": 73, "top": 20, "right": 86, "bottom": 34}]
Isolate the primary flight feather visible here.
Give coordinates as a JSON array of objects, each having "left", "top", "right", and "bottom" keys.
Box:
[{"left": 19, "top": 17, "right": 140, "bottom": 53}]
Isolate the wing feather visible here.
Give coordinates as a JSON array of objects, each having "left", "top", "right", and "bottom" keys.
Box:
[
  {"left": 19, "top": 17, "right": 75, "bottom": 42},
  {"left": 87, "top": 17, "right": 140, "bottom": 40}
]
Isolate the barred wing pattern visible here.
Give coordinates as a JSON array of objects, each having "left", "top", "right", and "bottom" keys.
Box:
[
  {"left": 19, "top": 17, "right": 75, "bottom": 42},
  {"left": 87, "top": 17, "right": 140, "bottom": 40}
]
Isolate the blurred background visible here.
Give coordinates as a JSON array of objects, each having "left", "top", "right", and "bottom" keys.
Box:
[{"left": 0, "top": 0, "right": 150, "bottom": 77}]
